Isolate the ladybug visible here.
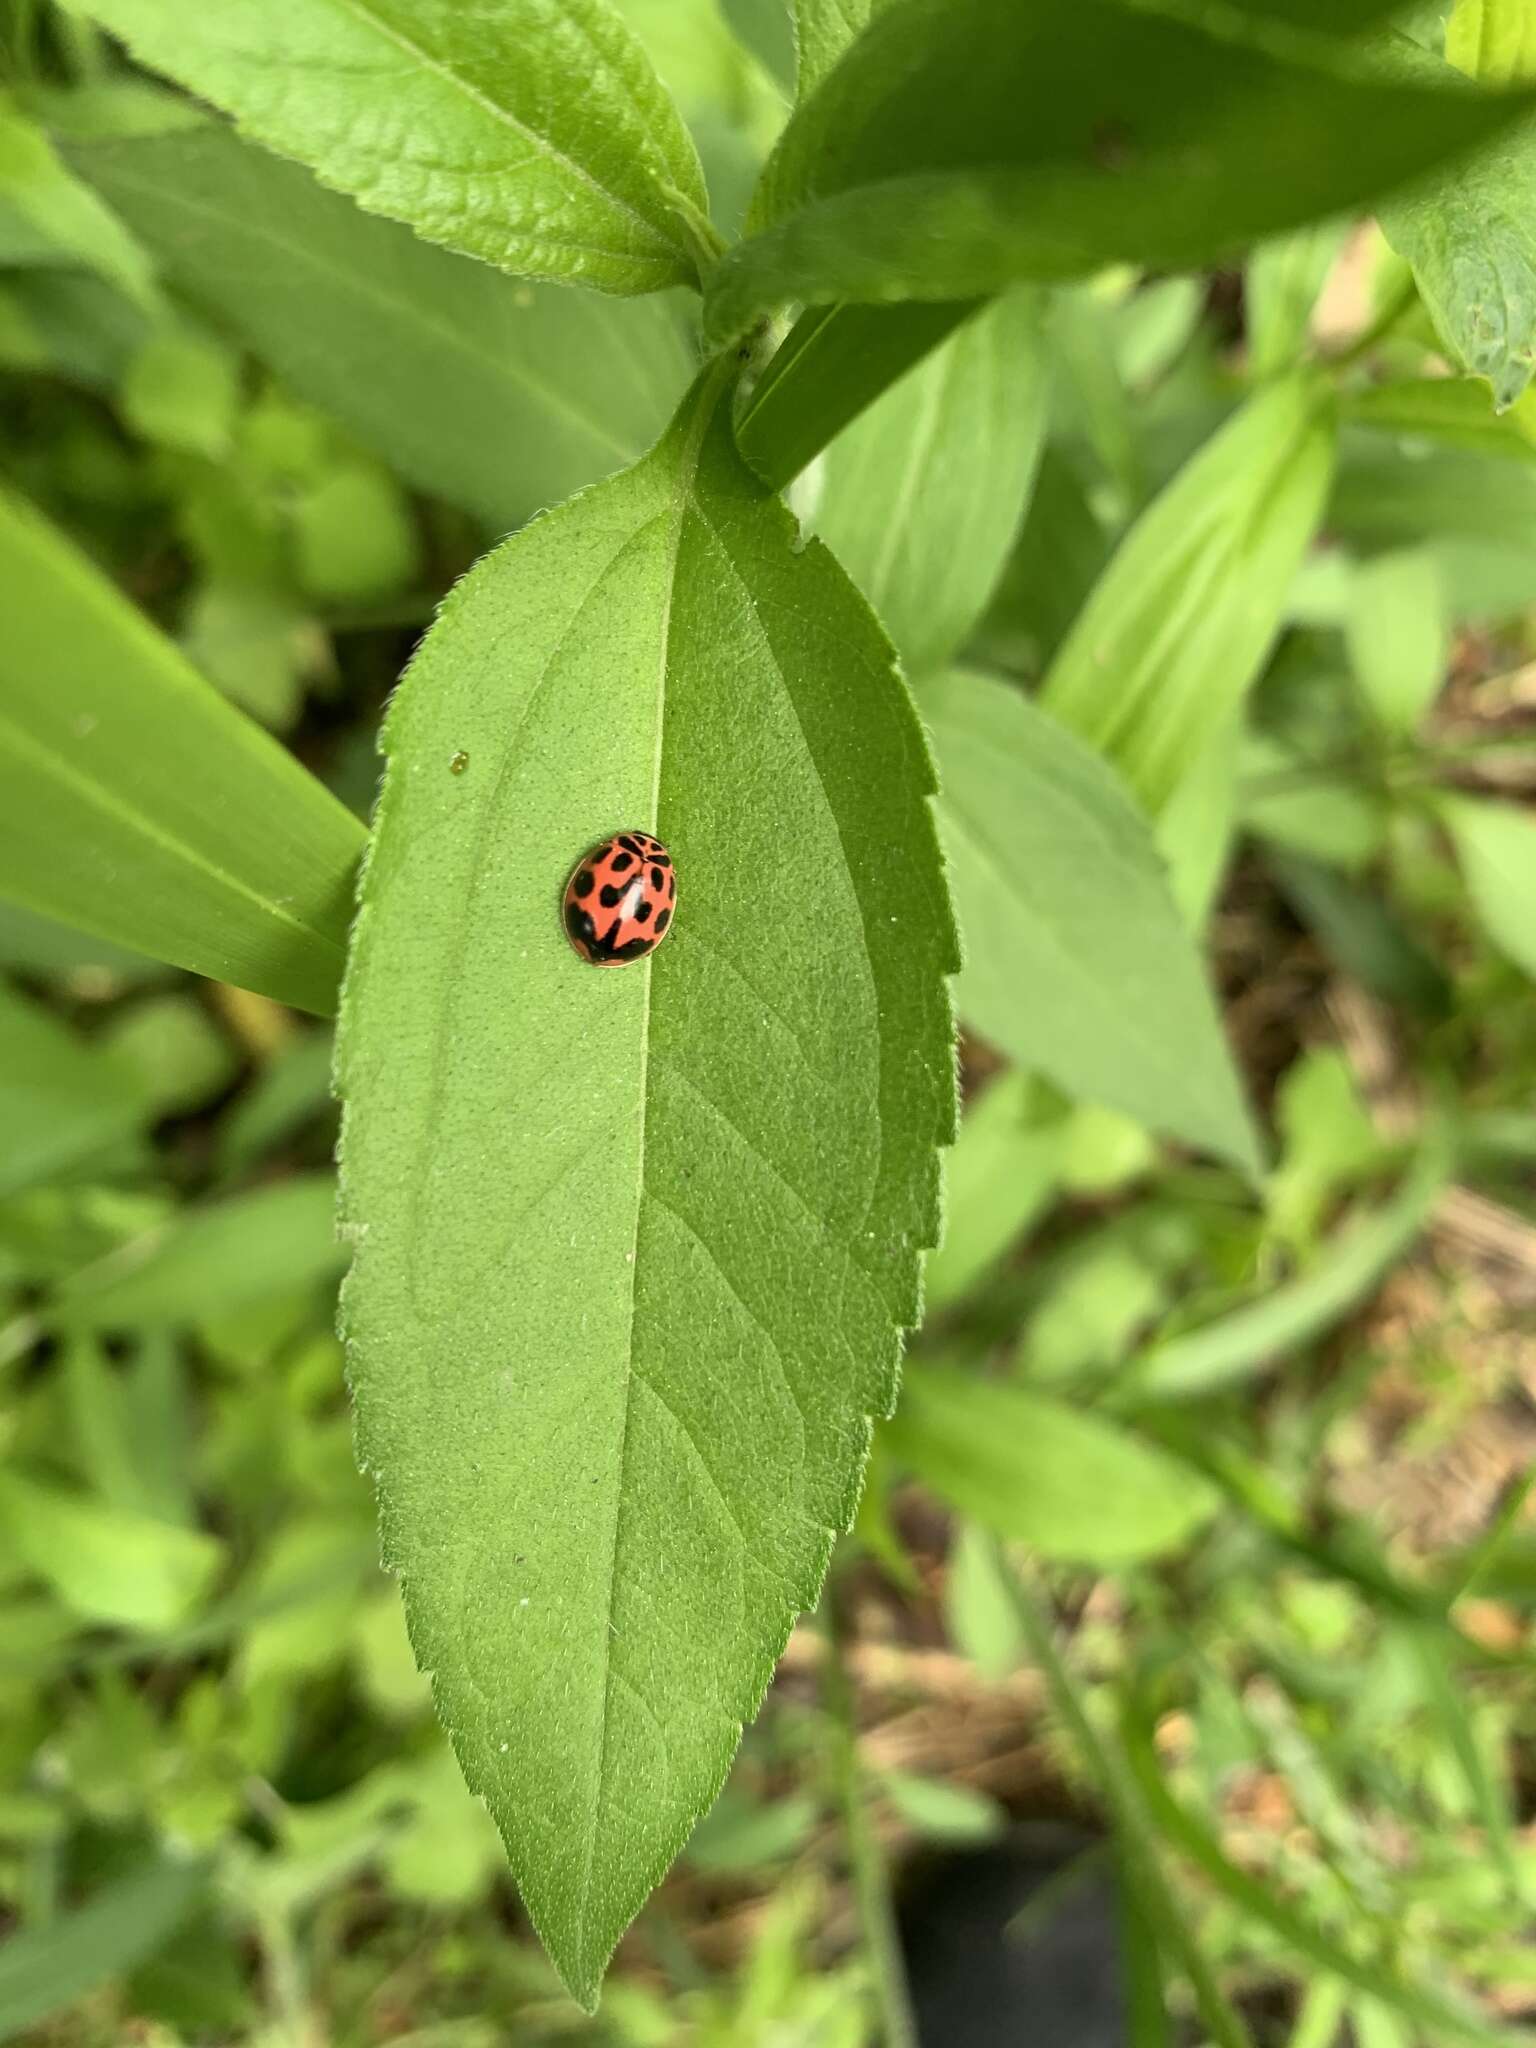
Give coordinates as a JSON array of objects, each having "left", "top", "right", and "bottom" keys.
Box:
[{"left": 563, "top": 831, "right": 676, "bottom": 965}]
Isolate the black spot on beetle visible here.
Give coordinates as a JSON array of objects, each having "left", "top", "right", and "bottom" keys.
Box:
[
  {"left": 618, "top": 834, "right": 645, "bottom": 855},
  {"left": 573, "top": 868, "right": 595, "bottom": 900},
  {"left": 599, "top": 883, "right": 623, "bottom": 908},
  {"left": 654, "top": 908, "right": 670, "bottom": 935},
  {"left": 650, "top": 865, "right": 663, "bottom": 891},
  {"left": 634, "top": 899, "right": 652, "bottom": 923},
  {"left": 566, "top": 900, "right": 596, "bottom": 948},
  {"left": 609, "top": 850, "right": 633, "bottom": 873}
]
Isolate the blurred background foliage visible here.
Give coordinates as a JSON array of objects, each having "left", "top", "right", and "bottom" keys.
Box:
[{"left": 3, "top": 0, "right": 1536, "bottom": 2043}]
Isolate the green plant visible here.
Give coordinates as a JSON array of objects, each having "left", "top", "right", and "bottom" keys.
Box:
[{"left": 4, "top": 0, "right": 1536, "bottom": 2039}]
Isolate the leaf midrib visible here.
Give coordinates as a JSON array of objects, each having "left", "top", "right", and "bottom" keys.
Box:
[
  {"left": 574, "top": 372, "right": 723, "bottom": 1967},
  {"left": 324, "top": 0, "right": 683, "bottom": 262}
]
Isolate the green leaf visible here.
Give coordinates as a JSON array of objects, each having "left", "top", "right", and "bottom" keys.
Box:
[
  {"left": 1040, "top": 377, "right": 1336, "bottom": 812},
  {"left": 53, "top": 1175, "right": 345, "bottom": 1331},
  {"left": 0, "top": 1468, "right": 223, "bottom": 1629},
  {"left": 0, "top": 977, "right": 149, "bottom": 1197},
  {"left": 923, "top": 1070, "right": 1063, "bottom": 1310},
  {"left": 1449, "top": 0, "right": 1536, "bottom": 79},
  {"left": 100, "top": 992, "right": 239, "bottom": 1117},
  {"left": 1383, "top": 29, "right": 1536, "bottom": 409},
  {"left": 0, "top": 1858, "right": 207, "bottom": 2045},
  {"left": 920, "top": 668, "right": 1259, "bottom": 1174},
  {"left": 811, "top": 290, "right": 1049, "bottom": 674},
  {"left": 880, "top": 1769, "right": 1004, "bottom": 1843},
  {"left": 889, "top": 1364, "right": 1219, "bottom": 1562},
  {"left": 1122, "top": 1137, "right": 1452, "bottom": 1400},
  {"left": 0, "top": 91, "right": 157, "bottom": 308},
  {"left": 1437, "top": 793, "right": 1536, "bottom": 976},
  {"left": 704, "top": 0, "right": 1529, "bottom": 342},
  {"left": 942, "top": 1516, "right": 1024, "bottom": 1680},
  {"left": 735, "top": 297, "right": 979, "bottom": 491},
  {"left": 793, "top": 0, "right": 893, "bottom": 97},
  {"left": 1343, "top": 547, "right": 1448, "bottom": 733},
  {"left": 120, "top": 321, "right": 241, "bottom": 460},
  {"left": 0, "top": 481, "right": 364, "bottom": 1012},
  {"left": 1118, "top": 1706, "right": 1524, "bottom": 2047},
  {"left": 1246, "top": 220, "right": 1351, "bottom": 378},
  {"left": 336, "top": 363, "right": 957, "bottom": 2006},
  {"left": 76, "top": 0, "right": 712, "bottom": 294},
  {"left": 71, "top": 125, "right": 694, "bottom": 529}
]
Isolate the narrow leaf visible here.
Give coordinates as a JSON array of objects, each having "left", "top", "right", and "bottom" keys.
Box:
[
  {"left": 1437, "top": 794, "right": 1536, "bottom": 977},
  {"left": 52, "top": 1176, "right": 346, "bottom": 1331},
  {"left": 921, "top": 668, "right": 1260, "bottom": 1174},
  {"left": 704, "top": 0, "right": 1529, "bottom": 342},
  {"left": 735, "top": 297, "right": 979, "bottom": 491},
  {"left": 1246, "top": 219, "right": 1351, "bottom": 378},
  {"left": 1040, "top": 377, "right": 1335, "bottom": 813},
  {"left": 889, "top": 1365, "right": 1218, "bottom": 1563},
  {"left": 0, "top": 482, "right": 363, "bottom": 1012},
  {"left": 1118, "top": 1707, "right": 1523, "bottom": 2047},
  {"left": 1122, "top": 1138, "right": 1452, "bottom": 1400},
  {"left": 812, "top": 289, "right": 1049, "bottom": 674},
  {"left": 76, "top": 0, "right": 712, "bottom": 294},
  {"left": 71, "top": 125, "right": 692, "bottom": 529},
  {"left": 337, "top": 363, "right": 957, "bottom": 2004},
  {"left": 0, "top": 1858, "right": 207, "bottom": 2044},
  {"left": 1449, "top": 0, "right": 1536, "bottom": 80},
  {"left": 0, "top": 92, "right": 157, "bottom": 307}
]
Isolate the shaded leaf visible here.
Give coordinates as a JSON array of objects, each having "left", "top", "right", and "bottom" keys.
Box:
[
  {"left": 812, "top": 289, "right": 1048, "bottom": 674},
  {"left": 921, "top": 667, "right": 1259, "bottom": 1173},
  {"left": 73, "top": 124, "right": 693, "bottom": 529},
  {"left": 0, "top": 92, "right": 156, "bottom": 307},
  {"left": 735, "top": 297, "right": 978, "bottom": 491},
  {"left": 53, "top": 1175, "right": 345, "bottom": 1331},
  {"left": 0, "top": 978, "right": 149, "bottom": 1197},
  {"left": 1246, "top": 220, "right": 1350, "bottom": 378},
  {"left": 77, "top": 0, "right": 712, "bottom": 294},
  {"left": 0, "top": 1858, "right": 207, "bottom": 2044},
  {"left": 336, "top": 364, "right": 956, "bottom": 2004},
  {"left": 0, "top": 481, "right": 363, "bottom": 1012},
  {"left": 889, "top": 1364, "right": 1219, "bottom": 1563},
  {"left": 1040, "top": 377, "right": 1335, "bottom": 812},
  {"left": 705, "top": 0, "right": 1528, "bottom": 342}
]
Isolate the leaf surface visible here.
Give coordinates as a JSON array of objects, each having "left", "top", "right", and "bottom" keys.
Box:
[
  {"left": 0, "top": 978, "right": 150, "bottom": 1198},
  {"left": 920, "top": 668, "right": 1259, "bottom": 1174},
  {"left": 705, "top": 0, "right": 1529, "bottom": 341},
  {"left": 72, "top": 126, "right": 693, "bottom": 528},
  {"left": 1039, "top": 377, "right": 1335, "bottom": 812},
  {"left": 76, "top": 0, "right": 711, "bottom": 293},
  {"left": 0, "top": 483, "right": 363, "bottom": 1012},
  {"left": 1383, "top": 25, "right": 1536, "bottom": 408},
  {"left": 337, "top": 364, "right": 956, "bottom": 2004},
  {"left": 889, "top": 1364, "right": 1218, "bottom": 1564},
  {"left": 735, "top": 297, "right": 979, "bottom": 490},
  {"left": 812, "top": 290, "right": 1049, "bottom": 674},
  {"left": 793, "top": 0, "right": 894, "bottom": 97},
  {"left": 0, "top": 1859, "right": 207, "bottom": 2044},
  {"left": 1438, "top": 793, "right": 1536, "bottom": 977}
]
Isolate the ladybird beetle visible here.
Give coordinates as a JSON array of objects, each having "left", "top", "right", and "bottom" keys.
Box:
[{"left": 563, "top": 831, "right": 676, "bottom": 965}]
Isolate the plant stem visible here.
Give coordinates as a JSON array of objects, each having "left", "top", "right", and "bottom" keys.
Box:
[
  {"left": 1326, "top": 271, "right": 1420, "bottom": 374},
  {"left": 823, "top": 1595, "right": 919, "bottom": 2048}
]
